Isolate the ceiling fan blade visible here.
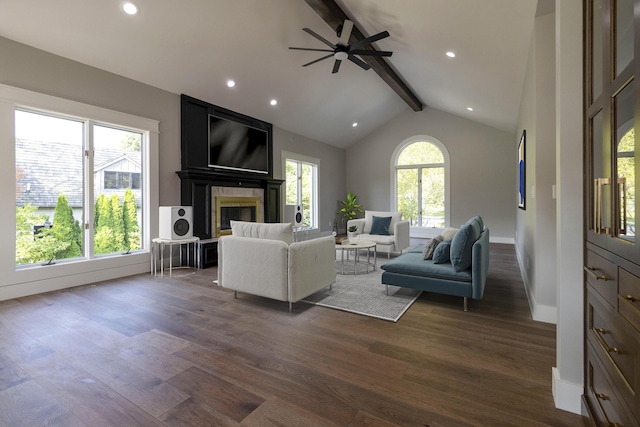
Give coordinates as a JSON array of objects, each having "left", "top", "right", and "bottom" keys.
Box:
[
  {"left": 289, "top": 47, "right": 335, "bottom": 53},
  {"left": 348, "top": 54, "right": 371, "bottom": 70},
  {"left": 350, "top": 30, "right": 390, "bottom": 50},
  {"left": 349, "top": 49, "right": 393, "bottom": 57},
  {"left": 338, "top": 19, "right": 353, "bottom": 46},
  {"left": 302, "top": 28, "right": 336, "bottom": 49},
  {"left": 302, "top": 53, "right": 334, "bottom": 67},
  {"left": 332, "top": 59, "right": 342, "bottom": 74}
]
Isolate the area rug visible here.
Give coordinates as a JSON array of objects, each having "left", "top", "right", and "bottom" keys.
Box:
[{"left": 301, "top": 260, "right": 421, "bottom": 322}]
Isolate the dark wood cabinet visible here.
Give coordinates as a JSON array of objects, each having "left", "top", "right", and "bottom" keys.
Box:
[
  {"left": 199, "top": 240, "right": 218, "bottom": 268},
  {"left": 583, "top": 1, "right": 640, "bottom": 425}
]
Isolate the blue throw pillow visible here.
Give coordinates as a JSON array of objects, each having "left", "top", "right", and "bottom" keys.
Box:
[
  {"left": 450, "top": 216, "right": 483, "bottom": 272},
  {"left": 370, "top": 216, "right": 392, "bottom": 235},
  {"left": 432, "top": 239, "right": 452, "bottom": 263}
]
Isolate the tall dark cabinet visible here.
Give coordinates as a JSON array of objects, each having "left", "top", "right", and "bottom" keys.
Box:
[{"left": 583, "top": 1, "right": 640, "bottom": 425}]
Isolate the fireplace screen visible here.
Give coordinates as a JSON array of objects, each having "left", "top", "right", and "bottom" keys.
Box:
[{"left": 215, "top": 196, "right": 261, "bottom": 236}]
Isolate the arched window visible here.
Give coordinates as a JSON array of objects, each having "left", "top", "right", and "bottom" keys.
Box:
[{"left": 392, "top": 136, "right": 450, "bottom": 235}]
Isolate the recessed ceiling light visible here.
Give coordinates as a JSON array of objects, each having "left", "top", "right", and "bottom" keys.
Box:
[
  {"left": 122, "top": 2, "right": 139, "bottom": 15},
  {"left": 446, "top": 51, "right": 456, "bottom": 58},
  {"left": 226, "top": 80, "right": 236, "bottom": 88},
  {"left": 352, "top": 122, "right": 358, "bottom": 127},
  {"left": 270, "top": 99, "right": 277, "bottom": 106},
  {"left": 467, "top": 107, "right": 474, "bottom": 111}
]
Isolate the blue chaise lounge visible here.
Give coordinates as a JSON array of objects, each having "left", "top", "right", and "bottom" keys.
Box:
[{"left": 380, "top": 216, "right": 490, "bottom": 311}]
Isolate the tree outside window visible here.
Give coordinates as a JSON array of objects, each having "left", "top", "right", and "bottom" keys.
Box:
[
  {"left": 15, "top": 109, "right": 144, "bottom": 266},
  {"left": 285, "top": 155, "right": 318, "bottom": 228},
  {"left": 395, "top": 140, "right": 447, "bottom": 229}
]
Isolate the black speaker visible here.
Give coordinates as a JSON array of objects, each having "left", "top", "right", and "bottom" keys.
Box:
[
  {"left": 294, "top": 204, "right": 303, "bottom": 227},
  {"left": 159, "top": 206, "right": 193, "bottom": 240}
]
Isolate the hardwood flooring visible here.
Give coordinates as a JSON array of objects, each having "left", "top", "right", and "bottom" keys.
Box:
[{"left": 0, "top": 243, "right": 583, "bottom": 426}]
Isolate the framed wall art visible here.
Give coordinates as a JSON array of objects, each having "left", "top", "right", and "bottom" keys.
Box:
[{"left": 518, "top": 130, "right": 526, "bottom": 210}]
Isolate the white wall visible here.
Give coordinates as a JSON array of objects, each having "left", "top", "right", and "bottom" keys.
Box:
[
  {"left": 553, "top": 0, "right": 584, "bottom": 414},
  {"left": 515, "top": 2, "right": 584, "bottom": 413},
  {"left": 515, "top": 12, "right": 558, "bottom": 323},
  {"left": 346, "top": 107, "right": 515, "bottom": 241}
]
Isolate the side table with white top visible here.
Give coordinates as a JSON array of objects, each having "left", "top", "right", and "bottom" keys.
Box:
[
  {"left": 151, "top": 236, "right": 200, "bottom": 277},
  {"left": 335, "top": 240, "right": 377, "bottom": 274}
]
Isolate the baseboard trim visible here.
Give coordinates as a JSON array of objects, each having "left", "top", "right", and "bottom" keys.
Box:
[
  {"left": 552, "top": 367, "right": 583, "bottom": 415},
  {"left": 515, "top": 244, "right": 557, "bottom": 324}
]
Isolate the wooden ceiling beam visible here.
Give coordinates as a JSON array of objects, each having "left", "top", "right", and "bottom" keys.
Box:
[{"left": 303, "top": 0, "right": 423, "bottom": 112}]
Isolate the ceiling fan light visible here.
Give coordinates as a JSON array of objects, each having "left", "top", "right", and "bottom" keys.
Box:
[{"left": 334, "top": 51, "right": 348, "bottom": 61}]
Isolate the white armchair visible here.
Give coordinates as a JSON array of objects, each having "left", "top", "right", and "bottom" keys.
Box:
[
  {"left": 218, "top": 221, "right": 336, "bottom": 311},
  {"left": 347, "top": 211, "right": 410, "bottom": 257}
]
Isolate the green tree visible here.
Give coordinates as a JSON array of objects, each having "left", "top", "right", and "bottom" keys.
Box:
[
  {"left": 94, "top": 193, "right": 105, "bottom": 229},
  {"left": 94, "top": 194, "right": 115, "bottom": 254},
  {"left": 50, "top": 194, "right": 82, "bottom": 259},
  {"left": 396, "top": 141, "right": 445, "bottom": 227},
  {"left": 16, "top": 204, "right": 67, "bottom": 265},
  {"left": 110, "top": 194, "right": 125, "bottom": 251},
  {"left": 123, "top": 189, "right": 140, "bottom": 250},
  {"left": 285, "top": 160, "right": 297, "bottom": 205},
  {"left": 121, "top": 133, "right": 141, "bottom": 151},
  {"left": 617, "top": 128, "right": 635, "bottom": 235}
]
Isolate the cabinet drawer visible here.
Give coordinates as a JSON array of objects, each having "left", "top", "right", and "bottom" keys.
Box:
[
  {"left": 586, "top": 344, "right": 638, "bottom": 427},
  {"left": 619, "top": 268, "right": 640, "bottom": 333},
  {"left": 588, "top": 291, "right": 640, "bottom": 422},
  {"left": 586, "top": 250, "right": 619, "bottom": 307}
]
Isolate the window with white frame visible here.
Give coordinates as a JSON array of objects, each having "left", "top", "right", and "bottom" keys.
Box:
[
  {"left": 283, "top": 151, "right": 318, "bottom": 229},
  {"left": 15, "top": 108, "right": 147, "bottom": 266},
  {"left": 393, "top": 137, "right": 450, "bottom": 231}
]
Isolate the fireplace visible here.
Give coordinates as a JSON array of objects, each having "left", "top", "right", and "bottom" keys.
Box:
[{"left": 215, "top": 196, "right": 261, "bottom": 237}]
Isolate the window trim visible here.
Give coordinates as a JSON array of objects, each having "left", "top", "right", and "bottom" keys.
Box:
[
  {"left": 390, "top": 135, "right": 451, "bottom": 237},
  {"left": 281, "top": 150, "right": 320, "bottom": 230}
]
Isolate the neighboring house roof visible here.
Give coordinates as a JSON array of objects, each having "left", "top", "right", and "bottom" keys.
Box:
[{"left": 16, "top": 138, "right": 141, "bottom": 208}]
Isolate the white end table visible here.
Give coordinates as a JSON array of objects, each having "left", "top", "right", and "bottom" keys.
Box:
[
  {"left": 335, "top": 240, "right": 377, "bottom": 274},
  {"left": 151, "top": 236, "right": 200, "bottom": 277}
]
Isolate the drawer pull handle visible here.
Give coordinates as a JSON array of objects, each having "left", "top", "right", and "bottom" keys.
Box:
[
  {"left": 594, "top": 393, "right": 623, "bottom": 427},
  {"left": 624, "top": 294, "right": 638, "bottom": 302},
  {"left": 596, "top": 327, "right": 607, "bottom": 334},
  {"left": 584, "top": 266, "right": 610, "bottom": 281},
  {"left": 606, "top": 346, "right": 621, "bottom": 355}
]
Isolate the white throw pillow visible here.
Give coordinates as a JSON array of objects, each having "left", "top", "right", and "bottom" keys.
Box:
[
  {"left": 230, "top": 221, "right": 294, "bottom": 244},
  {"left": 441, "top": 227, "right": 459, "bottom": 241},
  {"left": 363, "top": 211, "right": 402, "bottom": 235}
]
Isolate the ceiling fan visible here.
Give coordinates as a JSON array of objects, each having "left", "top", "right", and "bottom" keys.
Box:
[{"left": 289, "top": 19, "right": 393, "bottom": 74}]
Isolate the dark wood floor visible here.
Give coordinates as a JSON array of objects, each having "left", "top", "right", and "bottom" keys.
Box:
[{"left": 0, "top": 243, "right": 583, "bottom": 426}]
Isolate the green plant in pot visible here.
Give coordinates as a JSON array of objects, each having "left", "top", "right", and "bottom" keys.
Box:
[
  {"left": 347, "top": 224, "right": 359, "bottom": 242},
  {"left": 338, "top": 191, "right": 363, "bottom": 234}
]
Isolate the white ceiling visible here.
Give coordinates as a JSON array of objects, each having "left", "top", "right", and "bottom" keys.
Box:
[{"left": 0, "top": 0, "right": 540, "bottom": 148}]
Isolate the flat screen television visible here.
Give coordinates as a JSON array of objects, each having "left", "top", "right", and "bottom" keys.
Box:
[{"left": 208, "top": 114, "right": 270, "bottom": 175}]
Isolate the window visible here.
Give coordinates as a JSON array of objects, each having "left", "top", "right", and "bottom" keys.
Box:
[
  {"left": 104, "top": 172, "right": 141, "bottom": 189},
  {"left": 393, "top": 137, "right": 449, "bottom": 233},
  {"left": 15, "top": 109, "right": 147, "bottom": 265},
  {"left": 283, "top": 151, "right": 319, "bottom": 229}
]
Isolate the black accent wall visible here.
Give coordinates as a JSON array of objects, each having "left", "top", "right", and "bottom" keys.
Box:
[{"left": 178, "top": 94, "right": 283, "bottom": 240}]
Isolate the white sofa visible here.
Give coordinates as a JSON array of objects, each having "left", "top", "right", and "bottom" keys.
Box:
[
  {"left": 347, "top": 211, "right": 410, "bottom": 257},
  {"left": 217, "top": 221, "right": 336, "bottom": 311}
]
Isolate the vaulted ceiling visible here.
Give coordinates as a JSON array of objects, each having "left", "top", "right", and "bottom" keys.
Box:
[{"left": 0, "top": 0, "right": 541, "bottom": 148}]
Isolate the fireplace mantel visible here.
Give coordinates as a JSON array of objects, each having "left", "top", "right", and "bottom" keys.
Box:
[{"left": 177, "top": 168, "right": 283, "bottom": 240}]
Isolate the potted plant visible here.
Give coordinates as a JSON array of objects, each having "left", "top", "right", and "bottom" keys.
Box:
[
  {"left": 337, "top": 192, "right": 363, "bottom": 229},
  {"left": 347, "top": 224, "right": 359, "bottom": 242}
]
